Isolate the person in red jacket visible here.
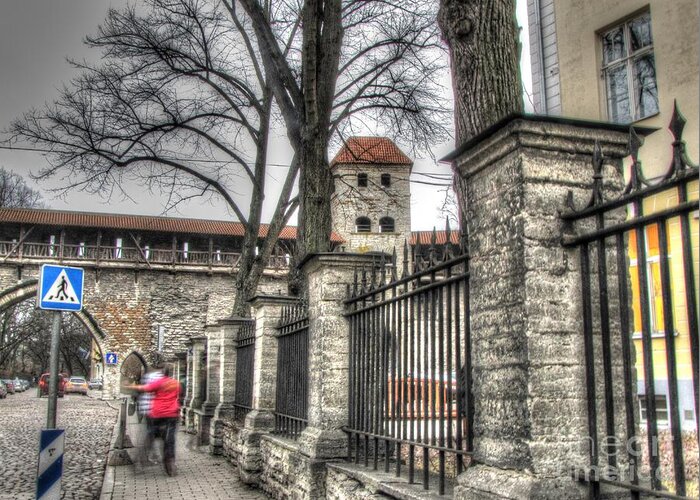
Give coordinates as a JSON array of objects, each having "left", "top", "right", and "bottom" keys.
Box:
[{"left": 129, "top": 364, "right": 181, "bottom": 476}]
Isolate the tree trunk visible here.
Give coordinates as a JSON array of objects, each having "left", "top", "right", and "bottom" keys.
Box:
[
  {"left": 297, "top": 135, "right": 335, "bottom": 258},
  {"left": 296, "top": 0, "right": 343, "bottom": 260},
  {"left": 231, "top": 91, "right": 274, "bottom": 317},
  {"left": 437, "top": 0, "right": 523, "bottom": 145}
]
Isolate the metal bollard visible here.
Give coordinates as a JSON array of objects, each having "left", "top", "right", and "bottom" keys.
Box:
[{"left": 107, "top": 397, "right": 133, "bottom": 466}]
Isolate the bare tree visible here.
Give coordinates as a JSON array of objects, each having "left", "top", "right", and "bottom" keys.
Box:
[
  {"left": 58, "top": 315, "right": 92, "bottom": 376},
  {"left": 237, "top": 0, "right": 450, "bottom": 259},
  {"left": 0, "top": 167, "right": 44, "bottom": 208},
  {"left": 10, "top": 0, "right": 300, "bottom": 314},
  {"left": 10, "top": 0, "right": 450, "bottom": 302}
]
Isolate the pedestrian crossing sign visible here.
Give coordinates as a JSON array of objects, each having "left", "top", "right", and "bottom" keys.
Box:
[{"left": 38, "top": 265, "right": 84, "bottom": 311}]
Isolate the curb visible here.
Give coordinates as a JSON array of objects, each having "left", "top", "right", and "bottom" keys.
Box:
[{"left": 99, "top": 397, "right": 134, "bottom": 499}]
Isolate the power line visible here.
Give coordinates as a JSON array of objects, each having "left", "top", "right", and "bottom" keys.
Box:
[{"left": 1, "top": 144, "right": 453, "bottom": 184}]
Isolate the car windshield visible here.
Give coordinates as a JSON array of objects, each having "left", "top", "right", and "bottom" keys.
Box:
[{"left": 70, "top": 378, "right": 86, "bottom": 383}]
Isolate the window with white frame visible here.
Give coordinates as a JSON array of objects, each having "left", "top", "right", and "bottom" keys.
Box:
[
  {"left": 601, "top": 12, "right": 658, "bottom": 123},
  {"left": 639, "top": 394, "right": 668, "bottom": 425},
  {"left": 355, "top": 216, "right": 371, "bottom": 233},
  {"left": 379, "top": 216, "right": 395, "bottom": 233},
  {"left": 115, "top": 237, "right": 123, "bottom": 259},
  {"left": 629, "top": 225, "right": 672, "bottom": 338}
]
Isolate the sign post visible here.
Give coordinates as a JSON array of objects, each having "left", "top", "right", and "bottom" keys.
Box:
[
  {"left": 46, "top": 312, "right": 62, "bottom": 429},
  {"left": 35, "top": 265, "right": 84, "bottom": 500},
  {"left": 37, "top": 264, "right": 84, "bottom": 429},
  {"left": 36, "top": 429, "right": 65, "bottom": 500}
]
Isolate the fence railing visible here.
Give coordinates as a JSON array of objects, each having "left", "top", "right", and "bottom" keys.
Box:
[
  {"left": 233, "top": 320, "right": 256, "bottom": 424},
  {"left": 562, "top": 104, "right": 699, "bottom": 499},
  {"left": 273, "top": 301, "right": 309, "bottom": 439},
  {"left": 0, "top": 241, "right": 291, "bottom": 270},
  {"left": 344, "top": 229, "right": 472, "bottom": 496}
]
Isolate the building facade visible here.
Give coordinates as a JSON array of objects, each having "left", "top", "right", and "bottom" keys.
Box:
[{"left": 527, "top": 0, "right": 699, "bottom": 430}]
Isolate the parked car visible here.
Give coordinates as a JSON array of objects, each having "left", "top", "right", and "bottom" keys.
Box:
[
  {"left": 88, "top": 378, "right": 103, "bottom": 390},
  {"left": 0, "top": 381, "right": 7, "bottom": 398},
  {"left": 65, "top": 377, "right": 89, "bottom": 395},
  {"left": 38, "top": 373, "right": 65, "bottom": 398},
  {"left": 2, "top": 380, "right": 15, "bottom": 394},
  {"left": 12, "top": 378, "right": 25, "bottom": 392}
]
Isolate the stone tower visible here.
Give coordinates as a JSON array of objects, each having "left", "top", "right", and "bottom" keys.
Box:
[{"left": 330, "top": 137, "right": 412, "bottom": 254}]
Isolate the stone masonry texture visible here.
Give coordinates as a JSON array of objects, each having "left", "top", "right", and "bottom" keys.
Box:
[
  {"left": 0, "top": 263, "right": 286, "bottom": 398},
  {"left": 452, "top": 117, "right": 632, "bottom": 499}
]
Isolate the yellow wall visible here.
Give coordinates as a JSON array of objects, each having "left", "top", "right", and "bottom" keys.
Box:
[
  {"left": 552, "top": 0, "right": 699, "bottom": 178},
  {"left": 629, "top": 180, "right": 699, "bottom": 381}
]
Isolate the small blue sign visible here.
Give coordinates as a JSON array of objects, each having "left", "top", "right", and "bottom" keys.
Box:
[
  {"left": 36, "top": 428, "right": 64, "bottom": 500},
  {"left": 105, "top": 352, "right": 118, "bottom": 365},
  {"left": 38, "top": 265, "right": 84, "bottom": 311}
]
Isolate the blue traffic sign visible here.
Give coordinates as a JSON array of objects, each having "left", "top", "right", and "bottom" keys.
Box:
[
  {"left": 36, "top": 429, "right": 64, "bottom": 500},
  {"left": 105, "top": 352, "right": 118, "bottom": 365},
  {"left": 38, "top": 265, "right": 84, "bottom": 311}
]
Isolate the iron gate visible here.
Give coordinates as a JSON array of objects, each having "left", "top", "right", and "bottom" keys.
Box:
[
  {"left": 562, "top": 104, "right": 698, "bottom": 499},
  {"left": 344, "top": 231, "right": 473, "bottom": 496},
  {"left": 233, "top": 319, "right": 255, "bottom": 423}
]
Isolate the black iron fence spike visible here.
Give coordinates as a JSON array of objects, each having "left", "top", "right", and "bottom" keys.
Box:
[
  {"left": 402, "top": 240, "right": 409, "bottom": 277},
  {"left": 628, "top": 126, "right": 643, "bottom": 164},
  {"left": 592, "top": 140, "right": 604, "bottom": 205},
  {"left": 380, "top": 253, "right": 387, "bottom": 284},
  {"left": 669, "top": 99, "right": 686, "bottom": 142}
]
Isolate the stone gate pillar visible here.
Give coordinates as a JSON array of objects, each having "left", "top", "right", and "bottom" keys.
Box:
[
  {"left": 237, "top": 295, "right": 298, "bottom": 484},
  {"left": 446, "top": 116, "right": 638, "bottom": 499},
  {"left": 181, "top": 341, "right": 193, "bottom": 425},
  {"left": 209, "top": 317, "right": 249, "bottom": 455},
  {"left": 186, "top": 336, "right": 206, "bottom": 433},
  {"left": 195, "top": 325, "right": 222, "bottom": 445},
  {"left": 298, "top": 253, "right": 378, "bottom": 460}
]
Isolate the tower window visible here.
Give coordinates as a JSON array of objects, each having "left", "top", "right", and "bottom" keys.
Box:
[
  {"left": 379, "top": 217, "right": 395, "bottom": 233},
  {"left": 381, "top": 174, "right": 391, "bottom": 187},
  {"left": 357, "top": 173, "right": 368, "bottom": 187},
  {"left": 356, "top": 216, "right": 372, "bottom": 233}
]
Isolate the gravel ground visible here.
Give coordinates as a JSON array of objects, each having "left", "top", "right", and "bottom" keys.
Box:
[{"left": 0, "top": 389, "right": 118, "bottom": 499}]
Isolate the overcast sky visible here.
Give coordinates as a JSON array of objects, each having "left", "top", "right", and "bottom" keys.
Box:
[{"left": 0, "top": 0, "right": 532, "bottom": 230}]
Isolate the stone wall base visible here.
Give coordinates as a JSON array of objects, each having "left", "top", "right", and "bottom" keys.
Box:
[
  {"left": 194, "top": 405, "right": 216, "bottom": 446},
  {"left": 454, "top": 464, "right": 585, "bottom": 500},
  {"left": 259, "top": 435, "right": 328, "bottom": 500},
  {"left": 221, "top": 418, "right": 243, "bottom": 465}
]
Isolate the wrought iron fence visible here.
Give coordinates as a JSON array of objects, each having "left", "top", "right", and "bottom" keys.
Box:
[
  {"left": 233, "top": 320, "right": 256, "bottom": 424},
  {"left": 344, "top": 226, "right": 472, "bottom": 496},
  {"left": 274, "top": 301, "right": 309, "bottom": 439},
  {"left": 562, "top": 104, "right": 699, "bottom": 499}
]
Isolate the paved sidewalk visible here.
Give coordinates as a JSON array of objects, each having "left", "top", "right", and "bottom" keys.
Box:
[{"left": 100, "top": 414, "right": 268, "bottom": 500}]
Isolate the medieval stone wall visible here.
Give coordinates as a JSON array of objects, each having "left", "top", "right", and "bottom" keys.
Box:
[{"left": 0, "top": 263, "right": 286, "bottom": 396}]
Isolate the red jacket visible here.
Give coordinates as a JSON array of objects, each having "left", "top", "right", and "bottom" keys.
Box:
[{"left": 142, "top": 376, "right": 181, "bottom": 418}]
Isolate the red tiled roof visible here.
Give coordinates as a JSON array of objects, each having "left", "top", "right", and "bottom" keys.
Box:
[
  {"left": 409, "top": 230, "right": 461, "bottom": 246},
  {"left": 0, "top": 208, "right": 344, "bottom": 243},
  {"left": 330, "top": 137, "right": 413, "bottom": 167}
]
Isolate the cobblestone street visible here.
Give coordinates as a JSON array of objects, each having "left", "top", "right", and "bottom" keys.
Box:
[{"left": 0, "top": 389, "right": 118, "bottom": 499}]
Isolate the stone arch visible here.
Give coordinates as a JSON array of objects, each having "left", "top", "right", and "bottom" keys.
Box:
[
  {"left": 120, "top": 351, "right": 148, "bottom": 386},
  {"left": 0, "top": 278, "right": 107, "bottom": 359}
]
